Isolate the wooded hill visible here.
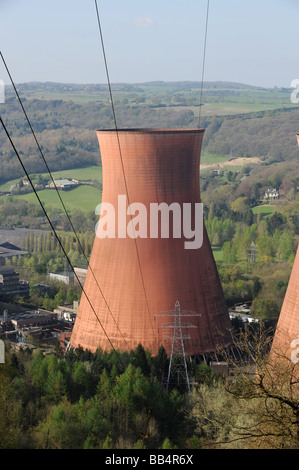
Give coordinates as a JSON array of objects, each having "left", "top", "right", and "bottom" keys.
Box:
[{"left": 0, "top": 82, "right": 298, "bottom": 183}]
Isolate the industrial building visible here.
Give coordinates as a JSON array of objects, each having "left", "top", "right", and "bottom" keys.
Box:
[
  {"left": 9, "top": 310, "right": 57, "bottom": 329},
  {"left": 47, "top": 179, "right": 79, "bottom": 190},
  {"left": 0, "top": 307, "right": 68, "bottom": 352},
  {"left": 71, "top": 128, "right": 232, "bottom": 356},
  {"left": 48, "top": 271, "right": 74, "bottom": 285},
  {"left": 54, "top": 301, "right": 79, "bottom": 323},
  {"left": 0, "top": 242, "right": 27, "bottom": 266},
  {"left": 0, "top": 266, "right": 29, "bottom": 298},
  {"left": 0, "top": 266, "right": 20, "bottom": 296}
]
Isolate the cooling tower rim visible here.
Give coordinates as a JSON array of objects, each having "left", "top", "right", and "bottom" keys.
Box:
[{"left": 96, "top": 128, "right": 205, "bottom": 134}]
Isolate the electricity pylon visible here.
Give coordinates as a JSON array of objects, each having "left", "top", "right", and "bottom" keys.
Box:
[
  {"left": 248, "top": 241, "right": 257, "bottom": 264},
  {"left": 155, "top": 301, "right": 200, "bottom": 393}
]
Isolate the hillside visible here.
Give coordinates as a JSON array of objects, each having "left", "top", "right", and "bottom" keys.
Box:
[{"left": 0, "top": 81, "right": 298, "bottom": 184}]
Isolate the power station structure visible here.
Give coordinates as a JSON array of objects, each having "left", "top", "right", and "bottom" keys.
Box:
[
  {"left": 270, "top": 136, "right": 299, "bottom": 374},
  {"left": 270, "top": 244, "right": 299, "bottom": 366},
  {"left": 70, "top": 128, "right": 232, "bottom": 356}
]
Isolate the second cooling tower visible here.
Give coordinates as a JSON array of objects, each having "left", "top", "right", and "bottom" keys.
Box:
[{"left": 70, "top": 128, "right": 231, "bottom": 355}]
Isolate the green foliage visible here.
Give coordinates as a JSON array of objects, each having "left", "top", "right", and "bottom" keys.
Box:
[
  {"left": 222, "top": 241, "right": 237, "bottom": 264},
  {"left": 0, "top": 362, "right": 22, "bottom": 448},
  {"left": 195, "top": 362, "right": 217, "bottom": 386},
  {"left": 2, "top": 345, "right": 196, "bottom": 449},
  {"left": 161, "top": 437, "right": 175, "bottom": 449},
  {"left": 3, "top": 329, "right": 298, "bottom": 450},
  {"left": 250, "top": 298, "right": 279, "bottom": 320},
  {"left": 206, "top": 216, "right": 235, "bottom": 246},
  {"left": 231, "top": 196, "right": 251, "bottom": 215}
]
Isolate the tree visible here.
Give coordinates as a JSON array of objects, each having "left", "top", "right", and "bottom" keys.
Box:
[
  {"left": 256, "top": 230, "right": 275, "bottom": 261},
  {"left": 54, "top": 288, "right": 65, "bottom": 307},
  {"left": 154, "top": 345, "right": 168, "bottom": 383},
  {"left": 266, "top": 212, "right": 287, "bottom": 235},
  {"left": 71, "top": 362, "right": 91, "bottom": 400},
  {"left": 96, "top": 369, "right": 112, "bottom": 418},
  {"left": 231, "top": 197, "right": 251, "bottom": 215},
  {"left": 189, "top": 324, "right": 299, "bottom": 448},
  {"left": 161, "top": 437, "right": 176, "bottom": 449},
  {"left": 43, "top": 294, "right": 55, "bottom": 311},
  {"left": 45, "top": 369, "right": 67, "bottom": 403},
  {"left": 133, "top": 344, "right": 150, "bottom": 377},
  {"left": 220, "top": 324, "right": 299, "bottom": 448},
  {"left": 222, "top": 241, "right": 237, "bottom": 264},
  {"left": 251, "top": 298, "right": 279, "bottom": 320},
  {"left": 0, "top": 361, "right": 21, "bottom": 448},
  {"left": 30, "top": 350, "right": 48, "bottom": 394},
  {"left": 252, "top": 278, "right": 262, "bottom": 299}
]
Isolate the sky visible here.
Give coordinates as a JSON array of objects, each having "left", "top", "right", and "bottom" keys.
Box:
[{"left": 0, "top": 0, "right": 298, "bottom": 88}]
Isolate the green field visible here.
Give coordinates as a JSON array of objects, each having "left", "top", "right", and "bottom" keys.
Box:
[
  {"left": 11, "top": 185, "right": 101, "bottom": 214},
  {"left": 21, "top": 91, "right": 110, "bottom": 105},
  {"left": 0, "top": 166, "right": 102, "bottom": 192},
  {"left": 252, "top": 205, "right": 274, "bottom": 217},
  {"left": 200, "top": 151, "right": 228, "bottom": 165},
  {"left": 43, "top": 166, "right": 102, "bottom": 182},
  {"left": 212, "top": 246, "right": 223, "bottom": 261},
  {"left": 20, "top": 83, "right": 293, "bottom": 116}
]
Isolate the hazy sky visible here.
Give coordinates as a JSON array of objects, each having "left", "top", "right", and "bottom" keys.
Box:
[{"left": 0, "top": 0, "right": 298, "bottom": 87}]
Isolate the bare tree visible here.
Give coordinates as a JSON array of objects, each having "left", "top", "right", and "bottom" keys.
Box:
[{"left": 189, "top": 323, "right": 299, "bottom": 449}]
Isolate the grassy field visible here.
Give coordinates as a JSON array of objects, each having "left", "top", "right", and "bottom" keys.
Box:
[
  {"left": 44, "top": 166, "right": 102, "bottom": 182},
  {"left": 21, "top": 84, "right": 293, "bottom": 116},
  {"left": 0, "top": 166, "right": 102, "bottom": 192},
  {"left": 12, "top": 185, "right": 101, "bottom": 213},
  {"left": 22, "top": 91, "right": 110, "bottom": 105},
  {"left": 252, "top": 205, "right": 274, "bottom": 218},
  {"left": 200, "top": 151, "right": 228, "bottom": 165},
  {"left": 212, "top": 246, "right": 223, "bottom": 262},
  {"left": 201, "top": 98, "right": 290, "bottom": 117}
]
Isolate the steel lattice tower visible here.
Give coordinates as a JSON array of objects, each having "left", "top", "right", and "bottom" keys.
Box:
[{"left": 156, "top": 301, "right": 200, "bottom": 392}]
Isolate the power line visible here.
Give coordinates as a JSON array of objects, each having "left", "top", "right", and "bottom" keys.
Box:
[
  {"left": 0, "top": 50, "right": 130, "bottom": 351},
  {"left": 198, "top": 0, "right": 210, "bottom": 128},
  {"left": 0, "top": 4, "right": 185, "bottom": 401},
  {"left": 94, "top": 0, "right": 155, "bottom": 337},
  {"left": 0, "top": 114, "right": 121, "bottom": 357},
  {"left": 0, "top": 117, "right": 167, "bottom": 414}
]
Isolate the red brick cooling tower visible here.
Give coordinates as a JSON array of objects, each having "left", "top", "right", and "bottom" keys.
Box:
[
  {"left": 269, "top": 244, "right": 299, "bottom": 374},
  {"left": 269, "top": 136, "right": 299, "bottom": 371},
  {"left": 70, "top": 129, "right": 232, "bottom": 355}
]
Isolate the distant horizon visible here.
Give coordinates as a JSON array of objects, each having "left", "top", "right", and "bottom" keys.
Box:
[
  {"left": 0, "top": 1, "right": 298, "bottom": 90},
  {"left": 6, "top": 80, "right": 292, "bottom": 90}
]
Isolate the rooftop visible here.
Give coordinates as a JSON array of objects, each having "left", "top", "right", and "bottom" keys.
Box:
[
  {"left": 0, "top": 266, "right": 17, "bottom": 274},
  {"left": 49, "top": 179, "right": 77, "bottom": 187},
  {"left": 0, "top": 242, "right": 27, "bottom": 261}
]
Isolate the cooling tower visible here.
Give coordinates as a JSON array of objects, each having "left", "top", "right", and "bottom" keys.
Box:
[
  {"left": 270, "top": 244, "right": 299, "bottom": 369},
  {"left": 70, "top": 128, "right": 232, "bottom": 356},
  {"left": 269, "top": 135, "right": 299, "bottom": 375}
]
